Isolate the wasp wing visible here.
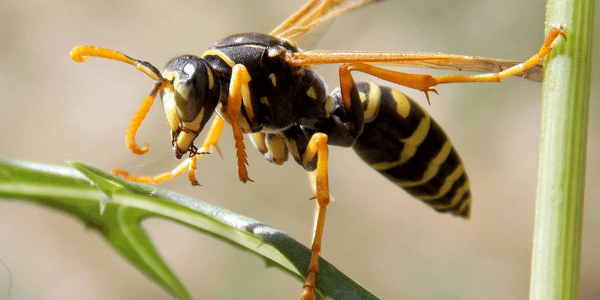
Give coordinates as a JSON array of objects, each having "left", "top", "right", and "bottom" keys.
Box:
[
  {"left": 288, "top": 50, "right": 544, "bottom": 82},
  {"left": 270, "top": 0, "right": 385, "bottom": 42}
]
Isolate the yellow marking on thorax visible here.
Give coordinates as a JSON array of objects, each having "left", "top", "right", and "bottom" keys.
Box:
[
  {"left": 202, "top": 49, "right": 235, "bottom": 68},
  {"left": 244, "top": 44, "right": 267, "bottom": 50},
  {"left": 306, "top": 86, "right": 317, "bottom": 99},
  {"left": 206, "top": 66, "right": 214, "bottom": 89},
  {"left": 268, "top": 46, "right": 285, "bottom": 58},
  {"left": 269, "top": 73, "right": 277, "bottom": 87},
  {"left": 260, "top": 96, "right": 269, "bottom": 105}
]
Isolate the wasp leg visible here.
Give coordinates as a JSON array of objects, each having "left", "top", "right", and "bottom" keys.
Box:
[
  {"left": 434, "top": 25, "right": 566, "bottom": 84},
  {"left": 340, "top": 62, "right": 440, "bottom": 103},
  {"left": 339, "top": 26, "right": 565, "bottom": 103},
  {"left": 336, "top": 65, "right": 365, "bottom": 137},
  {"left": 112, "top": 157, "right": 195, "bottom": 184},
  {"left": 200, "top": 116, "right": 226, "bottom": 156},
  {"left": 187, "top": 116, "right": 226, "bottom": 185},
  {"left": 227, "top": 64, "right": 254, "bottom": 183},
  {"left": 300, "top": 133, "right": 329, "bottom": 300},
  {"left": 111, "top": 116, "right": 225, "bottom": 185}
]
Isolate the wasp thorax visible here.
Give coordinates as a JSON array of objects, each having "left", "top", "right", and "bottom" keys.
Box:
[{"left": 160, "top": 55, "right": 221, "bottom": 158}]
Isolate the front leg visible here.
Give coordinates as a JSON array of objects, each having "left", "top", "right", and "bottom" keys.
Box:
[
  {"left": 227, "top": 64, "right": 254, "bottom": 183},
  {"left": 111, "top": 116, "right": 225, "bottom": 185}
]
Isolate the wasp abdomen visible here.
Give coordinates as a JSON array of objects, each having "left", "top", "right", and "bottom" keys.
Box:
[{"left": 351, "top": 82, "right": 471, "bottom": 218}]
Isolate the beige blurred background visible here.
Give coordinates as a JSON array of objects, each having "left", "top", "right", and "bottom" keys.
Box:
[{"left": 1, "top": 0, "right": 598, "bottom": 299}]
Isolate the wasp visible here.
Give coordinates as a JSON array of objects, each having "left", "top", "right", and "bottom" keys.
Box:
[{"left": 70, "top": 0, "right": 565, "bottom": 298}]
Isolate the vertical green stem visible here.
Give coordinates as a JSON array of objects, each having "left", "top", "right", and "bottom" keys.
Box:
[{"left": 530, "top": 0, "right": 594, "bottom": 299}]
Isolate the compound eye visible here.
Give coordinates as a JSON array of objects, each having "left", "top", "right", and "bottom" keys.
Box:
[{"left": 175, "top": 62, "right": 203, "bottom": 116}]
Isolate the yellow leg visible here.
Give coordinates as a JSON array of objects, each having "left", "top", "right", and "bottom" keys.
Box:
[
  {"left": 339, "top": 25, "right": 566, "bottom": 102},
  {"left": 435, "top": 25, "right": 566, "bottom": 84},
  {"left": 227, "top": 64, "right": 253, "bottom": 183},
  {"left": 186, "top": 117, "right": 225, "bottom": 185},
  {"left": 300, "top": 133, "right": 330, "bottom": 300},
  {"left": 111, "top": 117, "right": 226, "bottom": 184}
]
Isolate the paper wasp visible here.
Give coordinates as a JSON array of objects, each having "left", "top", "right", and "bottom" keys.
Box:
[{"left": 69, "top": 0, "right": 564, "bottom": 298}]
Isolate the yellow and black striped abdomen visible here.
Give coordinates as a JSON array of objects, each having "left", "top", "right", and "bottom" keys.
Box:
[{"left": 351, "top": 82, "right": 471, "bottom": 218}]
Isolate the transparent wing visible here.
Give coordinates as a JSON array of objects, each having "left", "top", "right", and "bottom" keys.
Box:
[
  {"left": 288, "top": 50, "right": 544, "bottom": 81},
  {"left": 270, "top": 0, "right": 385, "bottom": 42}
]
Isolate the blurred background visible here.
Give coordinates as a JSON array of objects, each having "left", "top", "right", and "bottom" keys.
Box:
[{"left": 0, "top": 0, "right": 598, "bottom": 299}]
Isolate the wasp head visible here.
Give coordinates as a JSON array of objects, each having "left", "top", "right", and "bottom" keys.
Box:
[
  {"left": 70, "top": 45, "right": 222, "bottom": 158},
  {"left": 160, "top": 55, "right": 221, "bottom": 158}
]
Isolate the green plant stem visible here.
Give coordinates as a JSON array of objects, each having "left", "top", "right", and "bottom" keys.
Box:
[{"left": 530, "top": 0, "right": 594, "bottom": 299}]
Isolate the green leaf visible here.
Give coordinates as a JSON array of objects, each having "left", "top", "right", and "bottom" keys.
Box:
[{"left": 0, "top": 157, "right": 378, "bottom": 300}]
